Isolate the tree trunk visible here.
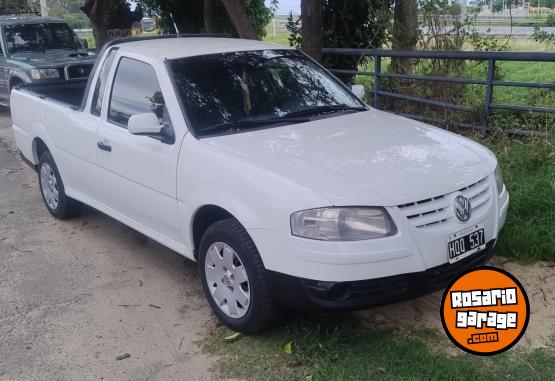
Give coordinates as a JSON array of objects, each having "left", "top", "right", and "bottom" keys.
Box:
[
  {"left": 92, "top": 23, "right": 109, "bottom": 52},
  {"left": 391, "top": 0, "right": 418, "bottom": 73},
  {"left": 220, "top": 0, "right": 258, "bottom": 39},
  {"left": 204, "top": 0, "right": 216, "bottom": 33},
  {"left": 301, "top": 0, "right": 322, "bottom": 61},
  {"left": 82, "top": 0, "right": 115, "bottom": 52},
  {"left": 82, "top": 0, "right": 142, "bottom": 52}
]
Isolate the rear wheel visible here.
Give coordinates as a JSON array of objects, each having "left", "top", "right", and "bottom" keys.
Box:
[
  {"left": 198, "top": 218, "right": 281, "bottom": 333},
  {"left": 38, "top": 151, "right": 82, "bottom": 219}
]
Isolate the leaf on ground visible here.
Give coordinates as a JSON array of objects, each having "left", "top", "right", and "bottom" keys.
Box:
[
  {"left": 221, "top": 332, "right": 241, "bottom": 342},
  {"left": 283, "top": 341, "right": 293, "bottom": 355}
]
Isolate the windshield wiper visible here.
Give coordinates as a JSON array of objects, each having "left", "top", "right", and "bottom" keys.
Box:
[
  {"left": 282, "top": 105, "right": 367, "bottom": 118},
  {"left": 201, "top": 116, "right": 310, "bottom": 135}
]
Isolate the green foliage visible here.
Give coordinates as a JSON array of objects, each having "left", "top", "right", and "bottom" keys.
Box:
[
  {"left": 205, "top": 314, "right": 555, "bottom": 381},
  {"left": 48, "top": 7, "right": 91, "bottom": 29},
  {"left": 545, "top": 12, "right": 555, "bottom": 27},
  {"left": 138, "top": 0, "right": 272, "bottom": 38},
  {"left": 419, "top": 0, "right": 469, "bottom": 51},
  {"left": 468, "top": 32, "right": 509, "bottom": 52},
  {"left": 322, "top": 0, "right": 392, "bottom": 83},
  {"left": 533, "top": 25, "right": 555, "bottom": 45},
  {"left": 286, "top": 0, "right": 392, "bottom": 84},
  {"left": 483, "top": 135, "right": 555, "bottom": 261},
  {"left": 286, "top": 12, "right": 301, "bottom": 48}
]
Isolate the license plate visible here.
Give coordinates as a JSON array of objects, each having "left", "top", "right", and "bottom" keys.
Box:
[{"left": 447, "top": 224, "right": 486, "bottom": 264}]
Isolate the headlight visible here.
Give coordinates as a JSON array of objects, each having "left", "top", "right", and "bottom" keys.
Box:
[
  {"left": 494, "top": 164, "right": 504, "bottom": 195},
  {"left": 30, "top": 68, "right": 60, "bottom": 80},
  {"left": 291, "top": 207, "right": 397, "bottom": 241}
]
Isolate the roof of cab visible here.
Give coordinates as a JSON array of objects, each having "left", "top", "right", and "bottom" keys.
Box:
[
  {"left": 0, "top": 16, "right": 65, "bottom": 26},
  {"left": 114, "top": 37, "right": 293, "bottom": 60}
]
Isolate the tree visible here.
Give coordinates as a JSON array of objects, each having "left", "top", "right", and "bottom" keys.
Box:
[
  {"left": 301, "top": 0, "right": 322, "bottom": 61},
  {"left": 220, "top": 0, "right": 257, "bottom": 39},
  {"left": 203, "top": 0, "right": 216, "bottom": 33},
  {"left": 81, "top": 0, "right": 143, "bottom": 51},
  {"left": 138, "top": 0, "right": 272, "bottom": 39},
  {"left": 390, "top": 0, "right": 419, "bottom": 73},
  {"left": 288, "top": 0, "right": 392, "bottom": 83}
]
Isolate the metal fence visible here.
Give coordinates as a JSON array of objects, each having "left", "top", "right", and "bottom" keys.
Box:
[{"left": 321, "top": 48, "right": 555, "bottom": 135}]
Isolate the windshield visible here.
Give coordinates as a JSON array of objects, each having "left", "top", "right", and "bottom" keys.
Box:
[
  {"left": 169, "top": 50, "right": 365, "bottom": 137},
  {"left": 4, "top": 23, "right": 81, "bottom": 54}
]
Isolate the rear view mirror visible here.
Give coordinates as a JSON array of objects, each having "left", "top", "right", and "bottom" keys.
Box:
[
  {"left": 80, "top": 38, "right": 89, "bottom": 50},
  {"left": 128, "top": 113, "right": 163, "bottom": 135},
  {"left": 351, "top": 85, "right": 365, "bottom": 99},
  {"left": 128, "top": 112, "right": 175, "bottom": 144}
]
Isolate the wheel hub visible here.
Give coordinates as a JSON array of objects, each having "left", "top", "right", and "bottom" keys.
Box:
[
  {"left": 222, "top": 273, "right": 232, "bottom": 287},
  {"left": 204, "top": 242, "right": 251, "bottom": 319},
  {"left": 40, "top": 162, "right": 59, "bottom": 210}
]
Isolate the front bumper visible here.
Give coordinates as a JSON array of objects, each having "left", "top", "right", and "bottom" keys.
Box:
[
  {"left": 248, "top": 175, "right": 508, "bottom": 283},
  {"left": 267, "top": 240, "right": 495, "bottom": 311}
]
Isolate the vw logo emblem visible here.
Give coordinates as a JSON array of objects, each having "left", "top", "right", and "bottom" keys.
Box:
[{"left": 454, "top": 194, "right": 472, "bottom": 222}]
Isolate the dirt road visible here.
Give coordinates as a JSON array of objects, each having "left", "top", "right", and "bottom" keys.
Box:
[{"left": 0, "top": 111, "right": 218, "bottom": 380}]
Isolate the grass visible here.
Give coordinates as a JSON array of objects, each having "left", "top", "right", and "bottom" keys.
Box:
[
  {"left": 263, "top": 34, "right": 291, "bottom": 46},
  {"left": 205, "top": 314, "right": 554, "bottom": 381},
  {"left": 481, "top": 133, "right": 555, "bottom": 262},
  {"left": 76, "top": 31, "right": 95, "bottom": 50}
]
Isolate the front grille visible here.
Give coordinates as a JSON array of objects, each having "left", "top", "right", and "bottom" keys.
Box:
[
  {"left": 398, "top": 177, "right": 491, "bottom": 228},
  {"left": 64, "top": 63, "right": 93, "bottom": 80}
]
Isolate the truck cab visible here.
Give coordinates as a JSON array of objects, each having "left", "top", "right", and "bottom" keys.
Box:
[{"left": 0, "top": 15, "right": 95, "bottom": 106}]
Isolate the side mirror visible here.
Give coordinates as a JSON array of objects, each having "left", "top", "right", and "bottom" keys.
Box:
[
  {"left": 128, "top": 112, "right": 175, "bottom": 144},
  {"left": 128, "top": 112, "right": 164, "bottom": 135},
  {"left": 351, "top": 84, "right": 365, "bottom": 99},
  {"left": 80, "top": 38, "right": 89, "bottom": 50}
]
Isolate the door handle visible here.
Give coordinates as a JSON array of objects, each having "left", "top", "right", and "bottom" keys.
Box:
[{"left": 97, "top": 140, "right": 112, "bottom": 152}]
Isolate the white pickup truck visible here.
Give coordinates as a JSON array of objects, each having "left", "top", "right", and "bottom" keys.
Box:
[{"left": 11, "top": 36, "right": 509, "bottom": 333}]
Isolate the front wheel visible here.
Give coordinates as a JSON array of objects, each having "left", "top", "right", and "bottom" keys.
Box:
[
  {"left": 38, "top": 151, "right": 82, "bottom": 219},
  {"left": 198, "top": 218, "right": 281, "bottom": 333}
]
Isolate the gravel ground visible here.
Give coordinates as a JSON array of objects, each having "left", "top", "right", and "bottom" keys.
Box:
[{"left": 0, "top": 110, "right": 218, "bottom": 380}]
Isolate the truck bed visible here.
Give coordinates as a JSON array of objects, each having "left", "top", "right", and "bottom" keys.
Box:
[{"left": 18, "top": 79, "right": 88, "bottom": 109}]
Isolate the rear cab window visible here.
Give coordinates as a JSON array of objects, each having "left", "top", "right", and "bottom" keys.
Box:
[{"left": 90, "top": 48, "right": 117, "bottom": 116}]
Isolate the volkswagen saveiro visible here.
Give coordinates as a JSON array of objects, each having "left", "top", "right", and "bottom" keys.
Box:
[{"left": 10, "top": 36, "right": 509, "bottom": 333}]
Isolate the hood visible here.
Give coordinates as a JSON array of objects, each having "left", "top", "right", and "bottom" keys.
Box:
[
  {"left": 202, "top": 110, "right": 497, "bottom": 206},
  {"left": 8, "top": 50, "right": 94, "bottom": 68}
]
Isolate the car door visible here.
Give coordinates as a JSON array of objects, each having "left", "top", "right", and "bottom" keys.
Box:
[{"left": 95, "top": 55, "right": 182, "bottom": 244}]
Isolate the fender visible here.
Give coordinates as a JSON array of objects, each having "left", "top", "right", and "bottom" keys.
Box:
[
  {"left": 8, "top": 71, "right": 30, "bottom": 89},
  {"left": 28, "top": 119, "right": 70, "bottom": 184}
]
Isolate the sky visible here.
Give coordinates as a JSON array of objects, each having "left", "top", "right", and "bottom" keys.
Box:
[{"left": 267, "top": 0, "right": 300, "bottom": 15}]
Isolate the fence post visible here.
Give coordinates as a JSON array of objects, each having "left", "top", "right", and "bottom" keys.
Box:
[
  {"left": 483, "top": 58, "right": 495, "bottom": 134},
  {"left": 374, "top": 55, "right": 382, "bottom": 109}
]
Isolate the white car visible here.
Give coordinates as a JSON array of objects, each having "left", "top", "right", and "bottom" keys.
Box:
[{"left": 10, "top": 36, "right": 509, "bottom": 333}]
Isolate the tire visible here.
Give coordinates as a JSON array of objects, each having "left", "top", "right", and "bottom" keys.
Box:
[
  {"left": 198, "top": 218, "right": 281, "bottom": 333},
  {"left": 38, "top": 151, "right": 82, "bottom": 219}
]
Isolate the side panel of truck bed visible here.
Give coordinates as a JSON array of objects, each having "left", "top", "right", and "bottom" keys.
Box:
[{"left": 11, "top": 88, "right": 100, "bottom": 206}]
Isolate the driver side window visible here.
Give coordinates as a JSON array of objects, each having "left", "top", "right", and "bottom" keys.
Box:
[{"left": 108, "top": 57, "right": 170, "bottom": 128}]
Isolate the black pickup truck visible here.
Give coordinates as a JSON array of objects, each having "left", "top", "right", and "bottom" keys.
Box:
[{"left": 0, "top": 15, "right": 95, "bottom": 106}]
